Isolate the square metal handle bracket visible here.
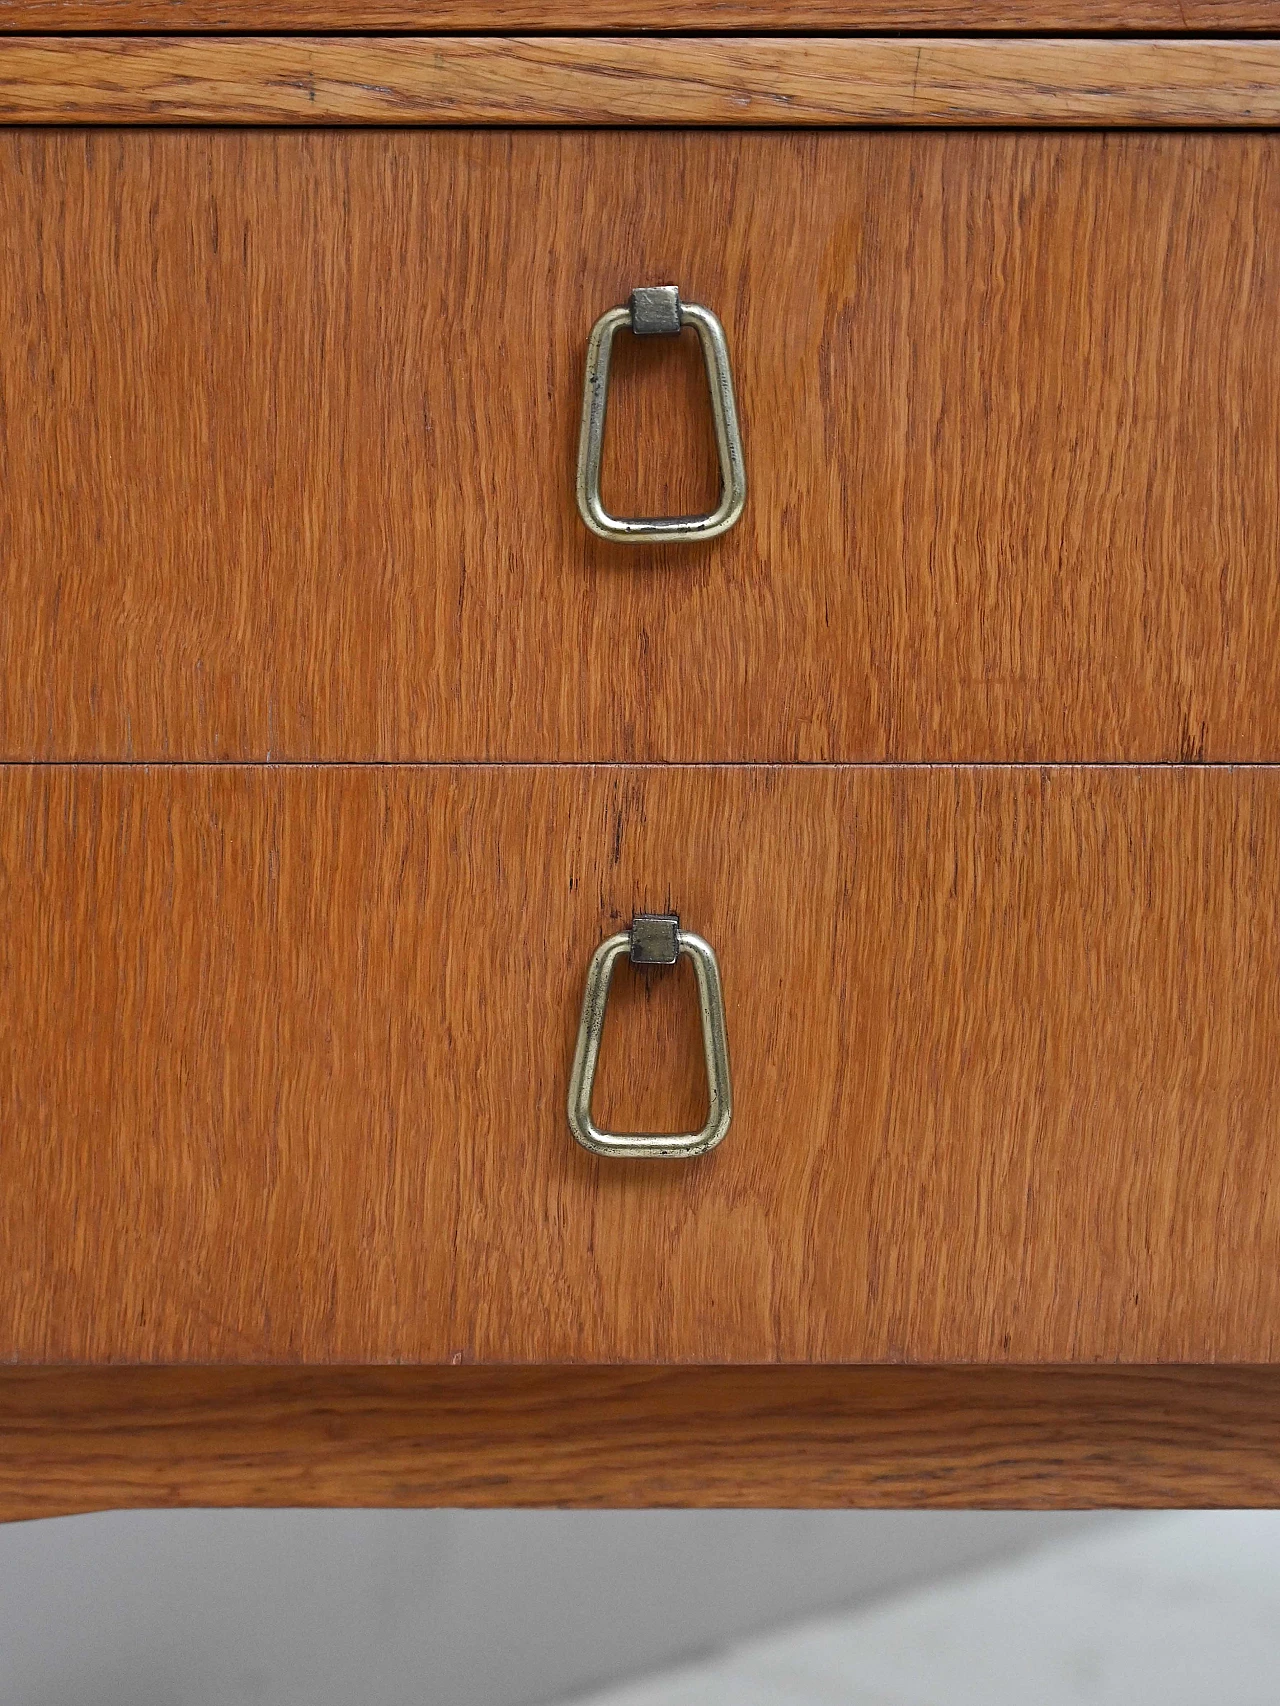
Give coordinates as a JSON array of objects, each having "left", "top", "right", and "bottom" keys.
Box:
[
  {"left": 575, "top": 286, "right": 747, "bottom": 545},
  {"left": 567, "top": 914, "right": 733, "bottom": 1159}
]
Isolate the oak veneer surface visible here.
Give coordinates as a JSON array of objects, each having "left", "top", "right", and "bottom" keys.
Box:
[
  {"left": 7, "top": 37, "right": 1280, "bottom": 125},
  {"left": 3, "top": 131, "right": 1279, "bottom": 763},
  {"left": 5, "top": 1368, "right": 1280, "bottom": 1520},
  {"left": 0, "top": 1, "right": 1270, "bottom": 29},
  {"left": 3, "top": 763, "right": 1278, "bottom": 1367}
]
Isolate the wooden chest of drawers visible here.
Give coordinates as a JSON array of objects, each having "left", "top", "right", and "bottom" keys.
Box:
[{"left": 2, "top": 12, "right": 1280, "bottom": 1516}]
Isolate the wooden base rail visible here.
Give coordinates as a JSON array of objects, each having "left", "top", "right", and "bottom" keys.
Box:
[
  {"left": 3, "top": 1366, "right": 1279, "bottom": 1520},
  {"left": 1, "top": 37, "right": 1279, "bottom": 126}
]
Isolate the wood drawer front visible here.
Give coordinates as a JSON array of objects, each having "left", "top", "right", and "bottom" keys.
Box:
[
  {"left": 3, "top": 130, "right": 1279, "bottom": 764},
  {"left": 4, "top": 763, "right": 1278, "bottom": 1366}
]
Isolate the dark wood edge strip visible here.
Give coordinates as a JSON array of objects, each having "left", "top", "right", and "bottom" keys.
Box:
[
  {"left": 3, "top": 1366, "right": 1279, "bottom": 1518},
  {"left": 1, "top": 0, "right": 1278, "bottom": 36},
  {"left": 0, "top": 36, "right": 1279, "bottom": 125}
]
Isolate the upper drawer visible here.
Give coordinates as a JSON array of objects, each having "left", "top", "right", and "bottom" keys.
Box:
[{"left": 3, "top": 127, "right": 1278, "bottom": 762}]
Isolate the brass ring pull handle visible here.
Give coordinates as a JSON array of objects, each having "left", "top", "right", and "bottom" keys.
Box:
[
  {"left": 567, "top": 913, "right": 733, "bottom": 1159},
  {"left": 575, "top": 286, "right": 747, "bottom": 545}
]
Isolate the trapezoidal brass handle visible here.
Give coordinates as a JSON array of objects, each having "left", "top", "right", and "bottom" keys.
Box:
[
  {"left": 575, "top": 286, "right": 747, "bottom": 545},
  {"left": 567, "top": 913, "right": 733, "bottom": 1159}
]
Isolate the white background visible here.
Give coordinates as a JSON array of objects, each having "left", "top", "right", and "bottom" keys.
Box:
[{"left": 0, "top": 1508, "right": 1104, "bottom": 1705}]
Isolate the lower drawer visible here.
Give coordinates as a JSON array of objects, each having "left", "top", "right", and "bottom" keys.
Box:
[{"left": 3, "top": 764, "right": 1277, "bottom": 1365}]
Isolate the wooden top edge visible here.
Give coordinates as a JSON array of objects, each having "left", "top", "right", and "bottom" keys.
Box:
[
  {"left": 1, "top": 34, "right": 1279, "bottom": 123},
  {"left": 1, "top": 3, "right": 1279, "bottom": 35}
]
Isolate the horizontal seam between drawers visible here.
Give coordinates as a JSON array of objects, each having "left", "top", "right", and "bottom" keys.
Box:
[{"left": 3, "top": 760, "right": 1279, "bottom": 772}]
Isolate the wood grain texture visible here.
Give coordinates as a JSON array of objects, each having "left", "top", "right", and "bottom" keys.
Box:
[
  {"left": 5, "top": 37, "right": 1280, "bottom": 125},
  {"left": 0, "top": 2, "right": 1272, "bottom": 33},
  {"left": 4, "top": 1366, "right": 1280, "bottom": 1519},
  {"left": 4, "top": 763, "right": 1279, "bottom": 1368},
  {"left": 4, "top": 130, "right": 1279, "bottom": 763}
]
